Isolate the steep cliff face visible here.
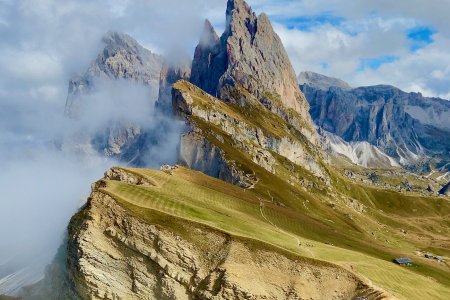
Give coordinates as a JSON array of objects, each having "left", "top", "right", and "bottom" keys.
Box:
[
  {"left": 189, "top": 19, "right": 222, "bottom": 98},
  {"left": 172, "top": 80, "right": 326, "bottom": 188},
  {"left": 301, "top": 74, "right": 450, "bottom": 170},
  {"left": 63, "top": 167, "right": 387, "bottom": 300},
  {"left": 190, "top": 0, "right": 318, "bottom": 145}
]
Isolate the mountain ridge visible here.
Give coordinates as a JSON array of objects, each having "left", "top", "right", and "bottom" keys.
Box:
[
  {"left": 298, "top": 71, "right": 351, "bottom": 91},
  {"left": 301, "top": 72, "right": 450, "bottom": 174}
]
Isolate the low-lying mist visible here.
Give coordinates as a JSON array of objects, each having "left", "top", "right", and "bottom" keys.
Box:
[
  {"left": 0, "top": 77, "right": 183, "bottom": 295},
  {"left": 0, "top": 0, "right": 226, "bottom": 294},
  {"left": 0, "top": 145, "right": 113, "bottom": 294}
]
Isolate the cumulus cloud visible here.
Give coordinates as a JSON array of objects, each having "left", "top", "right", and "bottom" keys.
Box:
[{"left": 247, "top": 0, "right": 450, "bottom": 98}]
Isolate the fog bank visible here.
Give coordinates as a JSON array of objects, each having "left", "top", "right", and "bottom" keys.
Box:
[{"left": 0, "top": 0, "right": 219, "bottom": 294}]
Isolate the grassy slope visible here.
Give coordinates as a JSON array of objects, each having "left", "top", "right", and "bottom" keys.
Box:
[
  {"left": 168, "top": 80, "right": 450, "bottom": 297},
  {"left": 99, "top": 167, "right": 450, "bottom": 300},
  {"left": 89, "top": 80, "right": 450, "bottom": 298}
]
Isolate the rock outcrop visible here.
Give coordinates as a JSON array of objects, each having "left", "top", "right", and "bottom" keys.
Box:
[
  {"left": 190, "top": 0, "right": 319, "bottom": 145},
  {"left": 301, "top": 78, "right": 450, "bottom": 170},
  {"left": 63, "top": 168, "right": 384, "bottom": 300},
  {"left": 172, "top": 80, "right": 326, "bottom": 188}
]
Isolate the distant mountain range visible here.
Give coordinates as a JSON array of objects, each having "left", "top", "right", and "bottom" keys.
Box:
[{"left": 299, "top": 71, "right": 450, "bottom": 174}]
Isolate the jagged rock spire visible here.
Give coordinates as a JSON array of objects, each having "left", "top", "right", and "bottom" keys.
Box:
[
  {"left": 190, "top": 0, "right": 319, "bottom": 145},
  {"left": 225, "top": 0, "right": 256, "bottom": 36},
  {"left": 199, "top": 19, "right": 219, "bottom": 47},
  {"left": 190, "top": 19, "right": 225, "bottom": 97}
]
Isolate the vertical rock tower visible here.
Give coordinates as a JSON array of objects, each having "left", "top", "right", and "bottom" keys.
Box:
[{"left": 190, "top": 0, "right": 318, "bottom": 144}]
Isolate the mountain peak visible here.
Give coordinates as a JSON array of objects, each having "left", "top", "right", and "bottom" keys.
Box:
[
  {"left": 226, "top": 0, "right": 251, "bottom": 11},
  {"left": 65, "top": 31, "right": 162, "bottom": 117},
  {"left": 226, "top": 0, "right": 253, "bottom": 18},
  {"left": 225, "top": 0, "right": 255, "bottom": 36},
  {"left": 101, "top": 31, "right": 143, "bottom": 53},
  {"left": 298, "top": 71, "right": 351, "bottom": 91},
  {"left": 190, "top": 0, "right": 319, "bottom": 145},
  {"left": 199, "top": 19, "right": 219, "bottom": 48}
]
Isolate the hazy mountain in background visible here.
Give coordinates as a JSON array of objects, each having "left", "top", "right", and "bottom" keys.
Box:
[
  {"left": 65, "top": 31, "right": 162, "bottom": 117},
  {"left": 63, "top": 32, "right": 183, "bottom": 167},
  {"left": 298, "top": 71, "right": 351, "bottom": 91}
]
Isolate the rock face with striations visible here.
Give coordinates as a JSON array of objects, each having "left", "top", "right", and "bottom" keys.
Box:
[
  {"left": 172, "top": 80, "right": 327, "bottom": 188},
  {"left": 301, "top": 72, "right": 450, "bottom": 170},
  {"left": 190, "top": 0, "right": 318, "bottom": 145},
  {"left": 58, "top": 167, "right": 384, "bottom": 300}
]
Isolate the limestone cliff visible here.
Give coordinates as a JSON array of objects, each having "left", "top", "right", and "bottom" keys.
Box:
[
  {"left": 172, "top": 80, "right": 326, "bottom": 188},
  {"left": 63, "top": 167, "right": 386, "bottom": 300},
  {"left": 190, "top": 0, "right": 319, "bottom": 145}
]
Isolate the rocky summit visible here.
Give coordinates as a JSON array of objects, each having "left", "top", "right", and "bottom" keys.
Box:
[
  {"left": 65, "top": 31, "right": 162, "bottom": 117},
  {"left": 191, "top": 0, "right": 318, "bottom": 145}
]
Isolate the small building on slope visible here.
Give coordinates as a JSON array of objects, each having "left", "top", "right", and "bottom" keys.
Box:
[{"left": 394, "top": 258, "right": 413, "bottom": 266}]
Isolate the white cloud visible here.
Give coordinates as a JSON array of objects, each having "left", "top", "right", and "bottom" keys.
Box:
[
  {"left": 0, "top": 50, "right": 63, "bottom": 82},
  {"left": 249, "top": 0, "right": 450, "bottom": 98}
]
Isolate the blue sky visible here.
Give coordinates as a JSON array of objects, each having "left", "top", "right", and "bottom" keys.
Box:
[
  {"left": 407, "top": 26, "right": 435, "bottom": 51},
  {"left": 358, "top": 56, "right": 400, "bottom": 71},
  {"left": 274, "top": 14, "right": 344, "bottom": 31}
]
